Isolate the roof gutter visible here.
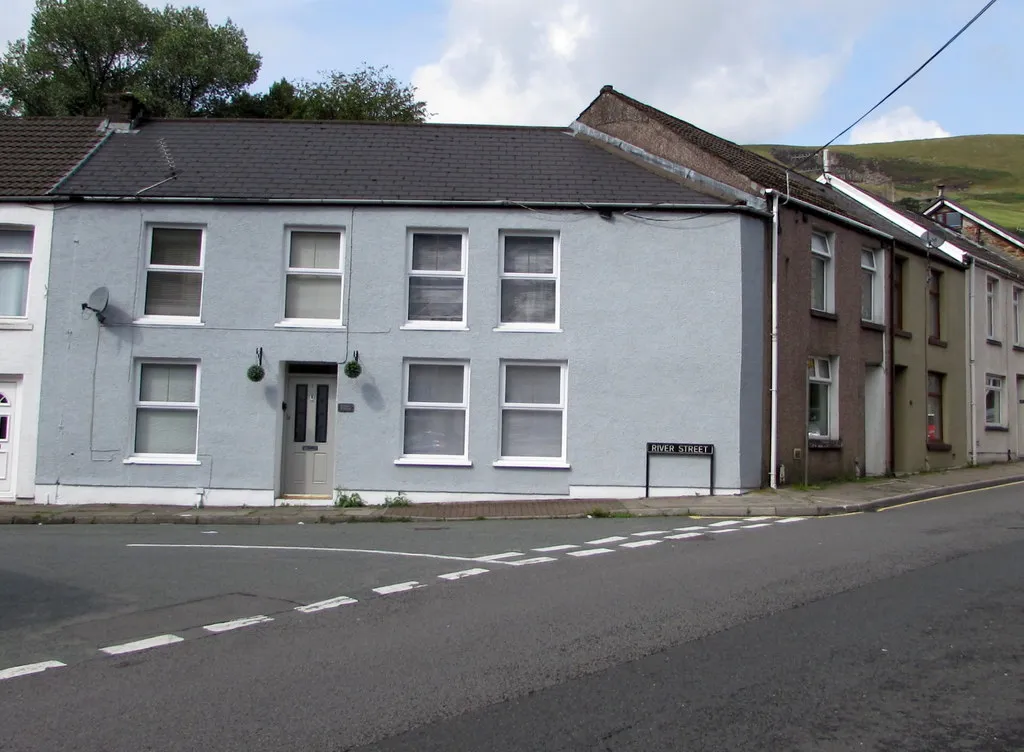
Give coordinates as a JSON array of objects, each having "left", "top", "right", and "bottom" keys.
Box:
[
  {"left": 63, "top": 194, "right": 771, "bottom": 216},
  {"left": 764, "top": 189, "right": 893, "bottom": 241}
]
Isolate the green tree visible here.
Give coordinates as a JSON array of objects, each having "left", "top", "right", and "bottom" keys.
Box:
[
  {"left": 0, "top": 0, "right": 260, "bottom": 117},
  {"left": 293, "top": 65, "right": 427, "bottom": 122},
  {"left": 203, "top": 78, "right": 300, "bottom": 119},
  {"left": 143, "top": 6, "right": 260, "bottom": 117}
]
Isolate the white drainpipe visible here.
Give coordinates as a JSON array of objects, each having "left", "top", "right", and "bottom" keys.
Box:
[
  {"left": 768, "top": 191, "right": 781, "bottom": 488},
  {"left": 968, "top": 257, "right": 977, "bottom": 465}
]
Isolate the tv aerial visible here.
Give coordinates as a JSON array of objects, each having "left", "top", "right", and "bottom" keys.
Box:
[{"left": 81, "top": 286, "right": 109, "bottom": 324}]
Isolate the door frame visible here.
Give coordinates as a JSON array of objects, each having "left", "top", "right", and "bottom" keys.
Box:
[
  {"left": 0, "top": 379, "right": 19, "bottom": 500},
  {"left": 278, "top": 363, "right": 338, "bottom": 500}
]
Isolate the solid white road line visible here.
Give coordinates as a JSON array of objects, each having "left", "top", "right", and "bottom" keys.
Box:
[
  {"left": 508, "top": 556, "right": 557, "bottom": 566},
  {"left": 128, "top": 544, "right": 488, "bottom": 565},
  {"left": 533, "top": 544, "right": 579, "bottom": 552},
  {"left": 674, "top": 526, "right": 707, "bottom": 532},
  {"left": 777, "top": 517, "right": 809, "bottom": 523},
  {"left": 621, "top": 540, "right": 661, "bottom": 548},
  {"left": 740, "top": 523, "right": 773, "bottom": 529},
  {"left": 0, "top": 661, "right": 66, "bottom": 681},
  {"left": 295, "top": 596, "right": 358, "bottom": 613},
  {"left": 100, "top": 635, "right": 184, "bottom": 656},
  {"left": 438, "top": 568, "right": 489, "bottom": 580},
  {"left": 708, "top": 520, "right": 744, "bottom": 527},
  {"left": 631, "top": 530, "right": 671, "bottom": 537},
  {"left": 203, "top": 615, "right": 273, "bottom": 633},
  {"left": 373, "top": 582, "right": 426, "bottom": 595},
  {"left": 666, "top": 532, "right": 704, "bottom": 540},
  {"left": 586, "top": 536, "right": 628, "bottom": 545},
  {"left": 567, "top": 548, "right": 614, "bottom": 557},
  {"left": 475, "top": 552, "right": 524, "bottom": 562}
]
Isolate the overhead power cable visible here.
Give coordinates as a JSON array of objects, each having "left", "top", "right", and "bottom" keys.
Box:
[{"left": 793, "top": 0, "right": 1001, "bottom": 173}]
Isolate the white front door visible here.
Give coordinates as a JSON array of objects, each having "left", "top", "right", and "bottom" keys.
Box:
[
  {"left": 1017, "top": 376, "right": 1024, "bottom": 458},
  {"left": 0, "top": 382, "right": 16, "bottom": 498},
  {"left": 282, "top": 375, "right": 336, "bottom": 496},
  {"left": 864, "top": 366, "right": 886, "bottom": 476}
]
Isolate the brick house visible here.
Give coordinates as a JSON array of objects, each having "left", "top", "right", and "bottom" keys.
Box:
[
  {"left": 575, "top": 86, "right": 968, "bottom": 484},
  {"left": 925, "top": 194, "right": 1024, "bottom": 261}
]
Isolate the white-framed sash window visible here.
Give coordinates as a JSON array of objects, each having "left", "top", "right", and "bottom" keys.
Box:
[
  {"left": 400, "top": 361, "right": 469, "bottom": 463},
  {"left": 808, "top": 356, "right": 836, "bottom": 438},
  {"left": 406, "top": 231, "right": 467, "bottom": 328},
  {"left": 133, "top": 361, "right": 200, "bottom": 459},
  {"left": 0, "top": 227, "right": 33, "bottom": 318},
  {"left": 143, "top": 227, "right": 204, "bottom": 320},
  {"left": 498, "top": 362, "right": 567, "bottom": 465},
  {"left": 811, "top": 232, "right": 834, "bottom": 313},
  {"left": 499, "top": 233, "right": 559, "bottom": 329},
  {"left": 283, "top": 230, "right": 344, "bottom": 324}
]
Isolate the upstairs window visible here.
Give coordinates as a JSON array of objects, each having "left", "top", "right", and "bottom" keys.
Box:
[
  {"left": 986, "top": 277, "right": 1000, "bottom": 341},
  {"left": 0, "top": 227, "right": 33, "bottom": 317},
  {"left": 861, "top": 249, "right": 880, "bottom": 322},
  {"left": 810, "top": 232, "right": 834, "bottom": 313},
  {"left": 893, "top": 257, "right": 906, "bottom": 330},
  {"left": 1014, "top": 287, "right": 1023, "bottom": 346},
  {"left": 928, "top": 269, "right": 942, "bottom": 340},
  {"left": 406, "top": 232, "right": 466, "bottom": 327},
  {"left": 284, "top": 231, "right": 344, "bottom": 323},
  {"left": 499, "top": 234, "right": 559, "bottom": 328},
  {"left": 937, "top": 211, "right": 962, "bottom": 231},
  {"left": 144, "top": 227, "right": 204, "bottom": 319}
]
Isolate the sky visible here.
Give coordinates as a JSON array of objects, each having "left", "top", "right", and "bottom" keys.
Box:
[{"left": 2, "top": 0, "right": 1020, "bottom": 146}]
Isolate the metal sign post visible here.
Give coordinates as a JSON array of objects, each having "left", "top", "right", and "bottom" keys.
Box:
[{"left": 645, "top": 442, "right": 715, "bottom": 497}]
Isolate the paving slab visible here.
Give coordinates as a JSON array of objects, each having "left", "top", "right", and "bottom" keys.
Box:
[{"left": 2, "top": 461, "right": 1022, "bottom": 524}]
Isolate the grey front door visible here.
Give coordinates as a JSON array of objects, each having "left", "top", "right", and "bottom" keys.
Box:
[{"left": 282, "top": 375, "right": 336, "bottom": 496}]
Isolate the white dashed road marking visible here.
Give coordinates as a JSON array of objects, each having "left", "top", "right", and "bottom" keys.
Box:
[
  {"left": 620, "top": 539, "right": 661, "bottom": 548},
  {"left": 100, "top": 635, "right": 184, "bottom": 656},
  {"left": 708, "top": 520, "right": 745, "bottom": 527},
  {"left": 631, "top": 530, "right": 670, "bottom": 537},
  {"left": 709, "top": 528, "right": 740, "bottom": 534},
  {"left": 740, "top": 523, "right": 773, "bottom": 529},
  {"left": 508, "top": 556, "right": 557, "bottom": 566},
  {"left": 203, "top": 615, "right": 273, "bottom": 633},
  {"left": 373, "top": 582, "right": 426, "bottom": 596},
  {"left": 777, "top": 517, "right": 809, "bottom": 523},
  {"left": 568, "top": 548, "right": 615, "bottom": 557},
  {"left": 476, "top": 552, "right": 524, "bottom": 562},
  {"left": 744, "top": 517, "right": 773, "bottom": 522},
  {"left": 533, "top": 544, "right": 579, "bottom": 552},
  {"left": 586, "top": 536, "right": 628, "bottom": 545},
  {"left": 0, "top": 661, "right": 66, "bottom": 681},
  {"left": 438, "top": 568, "right": 490, "bottom": 581},
  {"left": 296, "top": 596, "right": 358, "bottom": 613},
  {"left": 674, "top": 526, "right": 707, "bottom": 532},
  {"left": 666, "top": 532, "right": 704, "bottom": 540}
]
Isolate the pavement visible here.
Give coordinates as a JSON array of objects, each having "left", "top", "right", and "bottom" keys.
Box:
[{"left": 2, "top": 460, "right": 1023, "bottom": 524}]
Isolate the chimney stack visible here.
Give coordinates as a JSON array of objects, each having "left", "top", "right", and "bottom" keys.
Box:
[
  {"left": 101, "top": 92, "right": 143, "bottom": 131},
  {"left": 936, "top": 184, "right": 946, "bottom": 198},
  {"left": 822, "top": 148, "right": 830, "bottom": 175}
]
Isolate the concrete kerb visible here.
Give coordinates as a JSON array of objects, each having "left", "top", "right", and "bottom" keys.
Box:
[{"left": 2, "top": 475, "right": 1021, "bottom": 525}]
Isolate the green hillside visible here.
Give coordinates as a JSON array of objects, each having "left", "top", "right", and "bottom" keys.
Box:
[{"left": 746, "top": 135, "right": 1024, "bottom": 236}]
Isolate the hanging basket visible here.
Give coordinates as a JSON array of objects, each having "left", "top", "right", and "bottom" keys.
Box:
[
  {"left": 343, "top": 360, "right": 362, "bottom": 379},
  {"left": 247, "top": 364, "right": 266, "bottom": 382}
]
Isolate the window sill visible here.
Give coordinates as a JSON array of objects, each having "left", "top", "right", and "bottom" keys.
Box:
[
  {"left": 400, "top": 323, "right": 469, "bottom": 332},
  {"left": 134, "top": 317, "right": 204, "bottom": 328},
  {"left": 274, "top": 321, "right": 346, "bottom": 331},
  {"left": 807, "top": 438, "right": 843, "bottom": 450},
  {"left": 860, "top": 320, "right": 885, "bottom": 332},
  {"left": 810, "top": 309, "right": 838, "bottom": 321},
  {"left": 394, "top": 457, "right": 472, "bottom": 467},
  {"left": 985, "top": 425, "right": 1009, "bottom": 433},
  {"left": 0, "top": 320, "right": 33, "bottom": 331},
  {"left": 928, "top": 336, "right": 947, "bottom": 348},
  {"left": 493, "top": 325, "right": 563, "bottom": 334},
  {"left": 124, "top": 456, "right": 202, "bottom": 466},
  {"left": 493, "top": 459, "right": 571, "bottom": 470},
  {"left": 894, "top": 329, "right": 913, "bottom": 339},
  {"left": 926, "top": 441, "right": 952, "bottom": 453},
  {"left": 986, "top": 338, "right": 1003, "bottom": 347}
]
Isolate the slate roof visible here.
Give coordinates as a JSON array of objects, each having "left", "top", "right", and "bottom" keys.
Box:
[
  {"left": 592, "top": 87, "right": 843, "bottom": 211},
  {"left": 0, "top": 117, "right": 106, "bottom": 197},
  {"left": 55, "top": 119, "right": 727, "bottom": 206}
]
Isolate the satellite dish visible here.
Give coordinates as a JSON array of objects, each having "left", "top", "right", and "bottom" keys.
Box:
[
  {"left": 920, "top": 230, "right": 945, "bottom": 250},
  {"left": 82, "top": 286, "right": 109, "bottom": 323}
]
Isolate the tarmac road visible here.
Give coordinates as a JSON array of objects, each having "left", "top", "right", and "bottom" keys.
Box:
[{"left": 0, "top": 484, "right": 1021, "bottom": 751}]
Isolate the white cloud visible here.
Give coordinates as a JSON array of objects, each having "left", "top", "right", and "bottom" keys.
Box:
[
  {"left": 848, "top": 106, "right": 951, "bottom": 144},
  {"left": 413, "top": 0, "right": 872, "bottom": 141}
]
